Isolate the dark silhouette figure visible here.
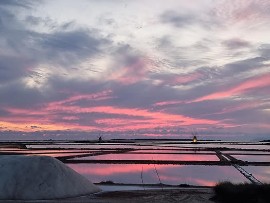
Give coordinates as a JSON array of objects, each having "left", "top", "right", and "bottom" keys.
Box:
[{"left": 98, "top": 136, "right": 102, "bottom": 143}]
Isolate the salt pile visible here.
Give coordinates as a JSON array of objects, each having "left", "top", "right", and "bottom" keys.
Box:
[{"left": 0, "top": 155, "right": 101, "bottom": 200}]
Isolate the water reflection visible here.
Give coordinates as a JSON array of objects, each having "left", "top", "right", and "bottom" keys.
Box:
[
  {"left": 1, "top": 141, "right": 269, "bottom": 186},
  {"left": 74, "top": 153, "right": 219, "bottom": 161},
  {"left": 68, "top": 164, "right": 247, "bottom": 186},
  {"left": 159, "top": 143, "right": 270, "bottom": 150},
  {"left": 243, "top": 166, "right": 270, "bottom": 183},
  {"left": 233, "top": 155, "right": 270, "bottom": 162}
]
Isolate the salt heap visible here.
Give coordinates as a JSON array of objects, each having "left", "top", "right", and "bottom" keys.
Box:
[{"left": 0, "top": 155, "right": 101, "bottom": 200}]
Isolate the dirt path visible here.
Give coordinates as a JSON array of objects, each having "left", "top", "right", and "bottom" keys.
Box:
[
  {"left": 0, "top": 188, "right": 215, "bottom": 203},
  {"left": 92, "top": 188, "right": 215, "bottom": 203}
]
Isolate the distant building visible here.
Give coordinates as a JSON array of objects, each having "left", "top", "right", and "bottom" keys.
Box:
[
  {"left": 192, "top": 136, "right": 197, "bottom": 143},
  {"left": 98, "top": 136, "right": 102, "bottom": 143}
]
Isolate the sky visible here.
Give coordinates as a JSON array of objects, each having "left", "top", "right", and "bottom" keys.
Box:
[{"left": 0, "top": 0, "right": 270, "bottom": 140}]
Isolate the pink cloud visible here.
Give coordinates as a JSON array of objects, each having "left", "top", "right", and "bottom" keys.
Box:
[
  {"left": 47, "top": 105, "right": 219, "bottom": 127},
  {"left": 167, "top": 72, "right": 203, "bottom": 86},
  {"left": 154, "top": 100, "right": 184, "bottom": 107},
  {"left": 192, "top": 74, "right": 270, "bottom": 102},
  {"left": 1, "top": 92, "right": 220, "bottom": 132},
  {"left": 109, "top": 57, "right": 152, "bottom": 85},
  {"left": 48, "top": 90, "right": 113, "bottom": 107}
]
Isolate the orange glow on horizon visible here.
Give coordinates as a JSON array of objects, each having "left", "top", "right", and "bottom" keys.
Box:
[{"left": 0, "top": 121, "right": 71, "bottom": 132}]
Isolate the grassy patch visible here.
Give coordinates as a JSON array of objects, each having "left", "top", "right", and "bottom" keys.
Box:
[{"left": 211, "top": 182, "right": 270, "bottom": 203}]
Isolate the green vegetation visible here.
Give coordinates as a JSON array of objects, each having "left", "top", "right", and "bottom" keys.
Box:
[{"left": 212, "top": 182, "right": 270, "bottom": 203}]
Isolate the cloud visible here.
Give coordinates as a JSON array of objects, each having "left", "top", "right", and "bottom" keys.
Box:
[
  {"left": 0, "top": 0, "right": 33, "bottom": 8},
  {"left": 222, "top": 57, "right": 265, "bottom": 75},
  {"left": 160, "top": 10, "right": 196, "bottom": 28},
  {"left": 160, "top": 8, "right": 220, "bottom": 31},
  {"left": 0, "top": 2, "right": 110, "bottom": 84},
  {"left": 0, "top": 109, "right": 10, "bottom": 117},
  {"left": 212, "top": 0, "right": 270, "bottom": 24},
  {"left": 259, "top": 44, "right": 270, "bottom": 59},
  {"left": 0, "top": 1, "right": 112, "bottom": 108},
  {"left": 191, "top": 73, "right": 270, "bottom": 103},
  {"left": 0, "top": 0, "right": 270, "bottom": 138},
  {"left": 107, "top": 44, "right": 150, "bottom": 85},
  {"left": 222, "top": 38, "right": 251, "bottom": 50},
  {"left": 35, "top": 29, "right": 109, "bottom": 66},
  {"left": 152, "top": 71, "right": 205, "bottom": 87},
  {"left": 1, "top": 98, "right": 219, "bottom": 132},
  {"left": 0, "top": 56, "right": 33, "bottom": 84},
  {"left": 0, "top": 80, "right": 45, "bottom": 108}
]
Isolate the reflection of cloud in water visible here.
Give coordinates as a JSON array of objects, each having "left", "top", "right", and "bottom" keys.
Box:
[
  {"left": 68, "top": 164, "right": 247, "bottom": 186},
  {"left": 158, "top": 165, "right": 247, "bottom": 185},
  {"left": 78, "top": 153, "right": 219, "bottom": 161}
]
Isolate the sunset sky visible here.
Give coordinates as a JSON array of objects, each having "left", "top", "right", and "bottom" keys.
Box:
[{"left": 0, "top": 0, "right": 270, "bottom": 140}]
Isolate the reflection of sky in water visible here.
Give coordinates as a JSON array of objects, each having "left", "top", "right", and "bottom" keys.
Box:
[
  {"left": 129, "top": 150, "right": 216, "bottom": 154},
  {"left": 243, "top": 166, "right": 270, "bottom": 183},
  {"left": 68, "top": 164, "right": 247, "bottom": 186},
  {"left": 26, "top": 144, "right": 177, "bottom": 150},
  {"left": 2, "top": 142, "right": 269, "bottom": 186},
  {"left": 26, "top": 142, "right": 270, "bottom": 151},
  {"left": 159, "top": 143, "right": 270, "bottom": 150},
  {"left": 74, "top": 153, "right": 219, "bottom": 161},
  {"left": 233, "top": 155, "right": 270, "bottom": 162},
  {"left": 223, "top": 151, "right": 270, "bottom": 155}
]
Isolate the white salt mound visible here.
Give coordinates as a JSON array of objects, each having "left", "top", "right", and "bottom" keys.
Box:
[{"left": 0, "top": 155, "right": 101, "bottom": 200}]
